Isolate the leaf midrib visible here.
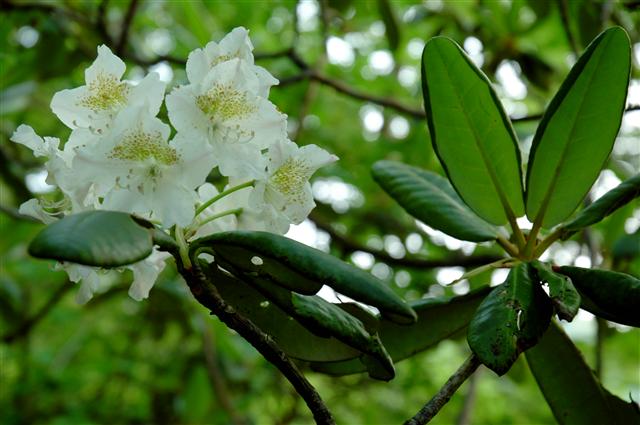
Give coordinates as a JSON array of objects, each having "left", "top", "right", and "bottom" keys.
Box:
[
  {"left": 530, "top": 38, "right": 609, "bottom": 226},
  {"left": 432, "top": 44, "right": 517, "bottom": 223},
  {"left": 401, "top": 166, "right": 480, "bottom": 218}
]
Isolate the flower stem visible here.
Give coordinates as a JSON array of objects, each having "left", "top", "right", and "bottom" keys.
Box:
[
  {"left": 175, "top": 226, "right": 192, "bottom": 269},
  {"left": 197, "top": 208, "right": 243, "bottom": 228},
  {"left": 195, "top": 180, "right": 255, "bottom": 217}
]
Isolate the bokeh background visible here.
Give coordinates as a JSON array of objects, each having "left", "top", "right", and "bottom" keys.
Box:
[{"left": 1, "top": 1, "right": 639, "bottom": 424}]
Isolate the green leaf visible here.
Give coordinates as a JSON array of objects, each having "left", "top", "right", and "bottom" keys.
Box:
[
  {"left": 558, "top": 174, "right": 640, "bottom": 240},
  {"left": 372, "top": 160, "right": 499, "bottom": 242},
  {"left": 193, "top": 231, "right": 416, "bottom": 324},
  {"left": 28, "top": 211, "right": 153, "bottom": 267},
  {"left": 556, "top": 266, "right": 640, "bottom": 327},
  {"left": 234, "top": 270, "right": 395, "bottom": 380},
  {"left": 421, "top": 36, "right": 525, "bottom": 225},
  {"left": 530, "top": 260, "right": 581, "bottom": 321},
  {"left": 203, "top": 263, "right": 361, "bottom": 362},
  {"left": 526, "top": 321, "right": 640, "bottom": 425},
  {"left": 377, "top": 0, "right": 399, "bottom": 51},
  {"left": 467, "top": 263, "right": 552, "bottom": 375},
  {"left": 525, "top": 27, "right": 631, "bottom": 228},
  {"left": 292, "top": 293, "right": 395, "bottom": 381},
  {"left": 310, "top": 286, "right": 492, "bottom": 377}
]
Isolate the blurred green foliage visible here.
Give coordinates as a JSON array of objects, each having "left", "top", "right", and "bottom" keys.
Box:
[{"left": 1, "top": 1, "right": 638, "bottom": 424}]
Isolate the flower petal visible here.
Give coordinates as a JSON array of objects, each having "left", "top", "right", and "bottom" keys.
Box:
[
  {"left": 85, "top": 45, "right": 126, "bottom": 82},
  {"left": 127, "top": 250, "right": 170, "bottom": 301}
]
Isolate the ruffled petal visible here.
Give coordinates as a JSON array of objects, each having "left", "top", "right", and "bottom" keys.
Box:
[{"left": 127, "top": 250, "right": 170, "bottom": 301}]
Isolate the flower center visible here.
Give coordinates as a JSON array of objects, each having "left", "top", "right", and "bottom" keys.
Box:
[
  {"left": 270, "top": 158, "right": 312, "bottom": 198},
  {"left": 195, "top": 83, "right": 257, "bottom": 123},
  {"left": 209, "top": 54, "right": 234, "bottom": 68},
  {"left": 109, "top": 130, "right": 179, "bottom": 165},
  {"left": 79, "top": 73, "right": 130, "bottom": 112}
]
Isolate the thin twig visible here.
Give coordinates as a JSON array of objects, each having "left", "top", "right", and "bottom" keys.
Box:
[
  {"left": 2, "top": 281, "right": 72, "bottom": 343},
  {"left": 116, "top": 0, "right": 139, "bottom": 56},
  {"left": 405, "top": 354, "right": 481, "bottom": 425},
  {"left": 177, "top": 259, "right": 335, "bottom": 425}
]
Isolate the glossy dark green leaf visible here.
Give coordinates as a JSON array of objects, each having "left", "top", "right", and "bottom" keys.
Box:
[
  {"left": 196, "top": 236, "right": 322, "bottom": 295},
  {"left": 377, "top": 0, "right": 399, "bottom": 51},
  {"left": 556, "top": 266, "right": 640, "bottom": 327},
  {"left": 309, "top": 286, "right": 492, "bottom": 376},
  {"left": 467, "top": 264, "right": 552, "bottom": 375},
  {"left": 293, "top": 294, "right": 395, "bottom": 380},
  {"left": 194, "top": 231, "right": 416, "bottom": 324},
  {"left": 530, "top": 260, "right": 580, "bottom": 321},
  {"left": 526, "top": 321, "right": 640, "bottom": 425},
  {"left": 236, "top": 271, "right": 395, "bottom": 380},
  {"left": 372, "top": 160, "right": 499, "bottom": 242},
  {"left": 558, "top": 174, "right": 640, "bottom": 240},
  {"left": 203, "top": 263, "right": 360, "bottom": 362},
  {"left": 29, "top": 211, "right": 153, "bottom": 267},
  {"left": 421, "top": 36, "right": 525, "bottom": 225},
  {"left": 525, "top": 27, "right": 631, "bottom": 228}
]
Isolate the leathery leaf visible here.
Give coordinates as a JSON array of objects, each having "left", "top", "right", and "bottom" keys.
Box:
[
  {"left": 421, "top": 36, "right": 525, "bottom": 225},
  {"left": 467, "top": 263, "right": 552, "bottom": 375},
  {"left": 193, "top": 231, "right": 416, "bottom": 324},
  {"left": 372, "top": 160, "right": 499, "bottom": 242}
]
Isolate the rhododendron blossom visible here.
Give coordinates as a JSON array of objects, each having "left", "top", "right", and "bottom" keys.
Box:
[{"left": 11, "top": 27, "right": 337, "bottom": 303}]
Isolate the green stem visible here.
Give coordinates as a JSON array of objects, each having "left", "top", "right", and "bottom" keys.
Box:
[
  {"left": 532, "top": 227, "right": 563, "bottom": 258},
  {"left": 506, "top": 213, "right": 526, "bottom": 250},
  {"left": 175, "top": 226, "right": 192, "bottom": 270},
  {"left": 194, "top": 180, "right": 255, "bottom": 217},
  {"left": 496, "top": 235, "right": 519, "bottom": 257},
  {"left": 522, "top": 219, "right": 543, "bottom": 259},
  {"left": 197, "top": 208, "right": 243, "bottom": 228},
  {"left": 445, "top": 258, "right": 516, "bottom": 286}
]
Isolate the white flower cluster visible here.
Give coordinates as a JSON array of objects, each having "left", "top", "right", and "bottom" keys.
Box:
[{"left": 12, "top": 27, "right": 338, "bottom": 303}]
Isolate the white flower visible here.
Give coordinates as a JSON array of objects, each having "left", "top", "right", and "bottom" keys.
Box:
[
  {"left": 186, "top": 26, "right": 278, "bottom": 97},
  {"left": 166, "top": 58, "right": 286, "bottom": 178},
  {"left": 51, "top": 45, "right": 165, "bottom": 133},
  {"left": 60, "top": 250, "right": 170, "bottom": 304},
  {"left": 127, "top": 250, "right": 171, "bottom": 301},
  {"left": 70, "top": 104, "right": 215, "bottom": 227},
  {"left": 18, "top": 198, "right": 59, "bottom": 224},
  {"left": 63, "top": 263, "right": 104, "bottom": 304},
  {"left": 251, "top": 139, "right": 338, "bottom": 225},
  {"left": 12, "top": 125, "right": 70, "bottom": 179},
  {"left": 11, "top": 125, "right": 93, "bottom": 210},
  {"left": 238, "top": 202, "right": 292, "bottom": 235}
]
